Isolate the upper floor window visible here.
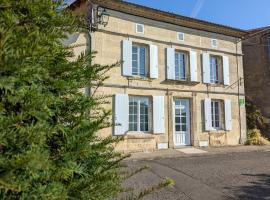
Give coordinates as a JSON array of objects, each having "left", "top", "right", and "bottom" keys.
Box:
[
  {"left": 177, "top": 32, "right": 185, "bottom": 42},
  {"left": 211, "top": 100, "right": 224, "bottom": 130},
  {"left": 129, "top": 96, "right": 151, "bottom": 132},
  {"left": 211, "top": 39, "right": 218, "bottom": 48},
  {"left": 210, "top": 55, "right": 223, "bottom": 84},
  {"left": 136, "top": 23, "right": 144, "bottom": 34},
  {"left": 175, "top": 51, "right": 189, "bottom": 81},
  {"left": 132, "top": 44, "right": 148, "bottom": 77}
]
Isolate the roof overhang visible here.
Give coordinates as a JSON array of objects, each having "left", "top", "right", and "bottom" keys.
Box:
[{"left": 70, "top": 0, "right": 248, "bottom": 38}]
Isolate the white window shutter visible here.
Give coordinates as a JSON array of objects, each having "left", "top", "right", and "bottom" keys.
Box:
[
  {"left": 190, "top": 50, "right": 198, "bottom": 82},
  {"left": 153, "top": 96, "right": 165, "bottom": 134},
  {"left": 202, "top": 53, "right": 210, "bottom": 84},
  {"left": 166, "top": 48, "right": 175, "bottom": 80},
  {"left": 122, "top": 40, "right": 132, "bottom": 76},
  {"left": 223, "top": 56, "right": 230, "bottom": 86},
  {"left": 149, "top": 44, "right": 159, "bottom": 79},
  {"left": 114, "top": 94, "right": 129, "bottom": 135},
  {"left": 204, "top": 98, "right": 212, "bottom": 131},
  {"left": 224, "top": 99, "right": 232, "bottom": 131}
]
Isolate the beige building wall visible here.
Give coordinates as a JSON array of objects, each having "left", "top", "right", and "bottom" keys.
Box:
[{"left": 72, "top": 8, "right": 247, "bottom": 152}]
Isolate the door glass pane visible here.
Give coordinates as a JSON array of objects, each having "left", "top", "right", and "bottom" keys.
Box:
[
  {"left": 175, "top": 109, "right": 180, "bottom": 116},
  {"left": 175, "top": 125, "right": 181, "bottom": 131},
  {"left": 175, "top": 117, "right": 180, "bottom": 123},
  {"left": 181, "top": 125, "right": 187, "bottom": 132}
]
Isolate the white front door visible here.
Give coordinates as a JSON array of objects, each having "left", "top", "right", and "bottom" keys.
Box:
[{"left": 173, "top": 99, "right": 191, "bottom": 146}]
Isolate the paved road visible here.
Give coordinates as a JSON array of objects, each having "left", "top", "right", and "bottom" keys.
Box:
[{"left": 123, "top": 151, "right": 270, "bottom": 200}]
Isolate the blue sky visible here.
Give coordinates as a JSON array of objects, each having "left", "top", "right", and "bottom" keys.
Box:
[
  {"left": 67, "top": 0, "right": 270, "bottom": 30},
  {"left": 125, "top": 0, "right": 270, "bottom": 30}
]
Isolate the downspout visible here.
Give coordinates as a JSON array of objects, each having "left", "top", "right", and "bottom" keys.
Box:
[
  {"left": 85, "top": 2, "right": 94, "bottom": 97},
  {"left": 235, "top": 38, "right": 243, "bottom": 144}
]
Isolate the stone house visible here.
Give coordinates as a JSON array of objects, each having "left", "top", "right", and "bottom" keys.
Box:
[
  {"left": 242, "top": 27, "right": 270, "bottom": 136},
  {"left": 70, "top": 0, "right": 247, "bottom": 152}
]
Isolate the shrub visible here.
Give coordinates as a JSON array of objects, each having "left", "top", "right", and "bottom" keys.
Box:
[{"left": 246, "top": 129, "right": 270, "bottom": 146}]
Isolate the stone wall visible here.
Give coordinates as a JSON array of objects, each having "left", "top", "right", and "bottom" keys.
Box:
[
  {"left": 243, "top": 31, "right": 270, "bottom": 136},
  {"left": 71, "top": 6, "right": 247, "bottom": 152}
]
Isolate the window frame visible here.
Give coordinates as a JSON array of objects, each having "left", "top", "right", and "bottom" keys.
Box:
[
  {"left": 177, "top": 32, "right": 185, "bottom": 42},
  {"left": 210, "top": 55, "right": 223, "bottom": 84},
  {"left": 211, "top": 100, "right": 224, "bottom": 130},
  {"left": 135, "top": 23, "right": 145, "bottom": 34},
  {"left": 132, "top": 43, "right": 149, "bottom": 77},
  {"left": 128, "top": 96, "right": 152, "bottom": 133},
  {"left": 211, "top": 39, "right": 218, "bottom": 48},
  {"left": 174, "top": 50, "right": 190, "bottom": 81}
]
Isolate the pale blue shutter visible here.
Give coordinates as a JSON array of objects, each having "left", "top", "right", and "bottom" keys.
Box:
[
  {"left": 224, "top": 99, "right": 232, "bottom": 131},
  {"left": 153, "top": 96, "right": 165, "bottom": 134},
  {"left": 122, "top": 40, "right": 132, "bottom": 76},
  {"left": 190, "top": 50, "right": 198, "bottom": 82},
  {"left": 223, "top": 56, "right": 230, "bottom": 86},
  {"left": 203, "top": 53, "right": 210, "bottom": 84},
  {"left": 166, "top": 48, "right": 175, "bottom": 80},
  {"left": 114, "top": 94, "right": 129, "bottom": 135},
  {"left": 149, "top": 44, "right": 159, "bottom": 79},
  {"left": 204, "top": 98, "right": 212, "bottom": 131}
]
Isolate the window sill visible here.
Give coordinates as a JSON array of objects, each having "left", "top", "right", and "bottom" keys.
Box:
[
  {"left": 127, "top": 76, "right": 153, "bottom": 82},
  {"left": 209, "top": 129, "right": 226, "bottom": 134},
  {"left": 125, "top": 132, "right": 154, "bottom": 139},
  {"left": 207, "top": 83, "right": 225, "bottom": 87},
  {"left": 165, "top": 79, "right": 200, "bottom": 86}
]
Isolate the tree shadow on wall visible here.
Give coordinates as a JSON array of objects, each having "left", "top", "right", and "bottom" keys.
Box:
[{"left": 230, "top": 173, "right": 270, "bottom": 200}]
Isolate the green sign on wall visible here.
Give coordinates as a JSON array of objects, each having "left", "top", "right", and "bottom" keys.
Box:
[{"left": 239, "top": 98, "right": 245, "bottom": 108}]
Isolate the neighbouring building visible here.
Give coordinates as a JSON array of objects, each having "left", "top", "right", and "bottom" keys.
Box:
[
  {"left": 243, "top": 27, "right": 270, "bottom": 136},
  {"left": 70, "top": 0, "right": 247, "bottom": 152}
]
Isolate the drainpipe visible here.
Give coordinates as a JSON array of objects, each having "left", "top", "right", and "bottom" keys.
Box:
[
  {"left": 235, "top": 38, "right": 243, "bottom": 144},
  {"left": 85, "top": 2, "right": 94, "bottom": 97}
]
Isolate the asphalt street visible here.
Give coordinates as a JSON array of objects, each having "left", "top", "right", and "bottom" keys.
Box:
[{"left": 123, "top": 150, "right": 270, "bottom": 200}]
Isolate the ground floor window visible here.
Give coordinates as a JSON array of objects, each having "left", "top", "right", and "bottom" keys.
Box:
[
  {"left": 211, "top": 100, "right": 224, "bottom": 130},
  {"left": 129, "top": 96, "right": 151, "bottom": 132}
]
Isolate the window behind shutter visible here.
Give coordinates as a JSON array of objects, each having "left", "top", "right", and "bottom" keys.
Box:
[
  {"left": 203, "top": 53, "right": 210, "bottom": 84},
  {"left": 149, "top": 44, "right": 158, "bottom": 79},
  {"left": 224, "top": 99, "right": 232, "bottom": 131},
  {"left": 114, "top": 94, "right": 129, "bottom": 135},
  {"left": 153, "top": 96, "right": 165, "bottom": 134},
  {"left": 223, "top": 56, "right": 230, "bottom": 85},
  {"left": 204, "top": 98, "right": 212, "bottom": 131},
  {"left": 190, "top": 50, "right": 198, "bottom": 82},
  {"left": 166, "top": 48, "right": 175, "bottom": 80},
  {"left": 122, "top": 40, "right": 132, "bottom": 76}
]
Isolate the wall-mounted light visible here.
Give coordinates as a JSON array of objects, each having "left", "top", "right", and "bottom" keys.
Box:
[
  {"left": 97, "top": 7, "right": 110, "bottom": 27},
  {"left": 89, "top": 6, "right": 110, "bottom": 32}
]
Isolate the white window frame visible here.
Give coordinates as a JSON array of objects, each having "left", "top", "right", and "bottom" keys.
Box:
[
  {"left": 210, "top": 55, "right": 222, "bottom": 84},
  {"left": 135, "top": 23, "right": 145, "bottom": 34},
  {"left": 175, "top": 51, "right": 189, "bottom": 81},
  {"left": 128, "top": 96, "right": 152, "bottom": 133},
  {"left": 177, "top": 32, "right": 185, "bottom": 42},
  {"left": 211, "top": 39, "right": 218, "bottom": 48},
  {"left": 211, "top": 100, "right": 223, "bottom": 130},
  {"left": 132, "top": 44, "right": 148, "bottom": 77}
]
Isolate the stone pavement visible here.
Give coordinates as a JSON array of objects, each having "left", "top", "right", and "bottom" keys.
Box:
[
  {"left": 123, "top": 145, "right": 270, "bottom": 200},
  {"left": 127, "top": 145, "right": 270, "bottom": 161}
]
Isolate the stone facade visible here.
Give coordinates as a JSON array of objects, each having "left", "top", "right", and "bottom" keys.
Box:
[
  {"left": 243, "top": 28, "right": 270, "bottom": 136},
  {"left": 71, "top": 0, "right": 247, "bottom": 152}
]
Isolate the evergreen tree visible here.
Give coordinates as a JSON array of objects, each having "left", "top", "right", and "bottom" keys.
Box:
[{"left": 0, "top": 0, "right": 125, "bottom": 199}]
